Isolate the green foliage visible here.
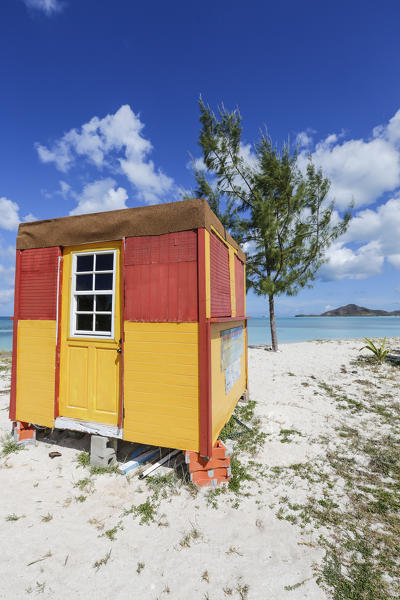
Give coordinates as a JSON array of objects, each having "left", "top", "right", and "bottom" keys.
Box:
[
  {"left": 360, "top": 337, "right": 390, "bottom": 363},
  {"left": 76, "top": 451, "right": 90, "bottom": 467},
  {"left": 89, "top": 464, "right": 119, "bottom": 475},
  {"left": 1, "top": 436, "right": 22, "bottom": 456},
  {"left": 124, "top": 498, "right": 157, "bottom": 525},
  {"left": 191, "top": 99, "right": 351, "bottom": 349}
]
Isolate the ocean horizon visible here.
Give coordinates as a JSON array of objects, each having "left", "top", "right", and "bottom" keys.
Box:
[{"left": 2, "top": 315, "right": 400, "bottom": 351}]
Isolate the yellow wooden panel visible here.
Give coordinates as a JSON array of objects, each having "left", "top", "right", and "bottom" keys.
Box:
[
  {"left": 67, "top": 345, "right": 89, "bottom": 410},
  {"left": 123, "top": 322, "right": 200, "bottom": 451},
  {"left": 59, "top": 241, "right": 121, "bottom": 425},
  {"left": 94, "top": 346, "right": 119, "bottom": 417},
  {"left": 16, "top": 320, "right": 56, "bottom": 428},
  {"left": 229, "top": 247, "right": 236, "bottom": 317},
  {"left": 210, "top": 320, "right": 247, "bottom": 445}
]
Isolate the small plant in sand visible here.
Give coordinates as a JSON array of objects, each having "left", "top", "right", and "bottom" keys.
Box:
[
  {"left": 1, "top": 436, "right": 22, "bottom": 456},
  {"left": 93, "top": 549, "right": 112, "bottom": 571},
  {"left": 102, "top": 522, "right": 123, "bottom": 541},
  {"left": 90, "top": 464, "right": 119, "bottom": 475},
  {"left": 6, "top": 513, "right": 25, "bottom": 521},
  {"left": 136, "top": 561, "right": 145, "bottom": 574},
  {"left": 179, "top": 525, "right": 202, "bottom": 548},
  {"left": 41, "top": 513, "right": 53, "bottom": 522},
  {"left": 360, "top": 337, "right": 390, "bottom": 363},
  {"left": 76, "top": 451, "right": 90, "bottom": 468},
  {"left": 123, "top": 497, "right": 157, "bottom": 525}
]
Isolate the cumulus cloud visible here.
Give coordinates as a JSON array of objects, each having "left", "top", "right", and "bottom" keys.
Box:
[
  {"left": 298, "top": 109, "right": 400, "bottom": 210},
  {"left": 0, "top": 265, "right": 15, "bottom": 287},
  {"left": 0, "top": 197, "right": 20, "bottom": 231},
  {"left": 320, "top": 240, "right": 384, "bottom": 281},
  {"left": 23, "top": 0, "right": 64, "bottom": 15},
  {"left": 0, "top": 197, "right": 36, "bottom": 230},
  {"left": 319, "top": 194, "right": 400, "bottom": 280},
  {"left": 69, "top": 178, "right": 128, "bottom": 216},
  {"left": 0, "top": 289, "right": 13, "bottom": 307},
  {"left": 36, "top": 105, "right": 175, "bottom": 204}
]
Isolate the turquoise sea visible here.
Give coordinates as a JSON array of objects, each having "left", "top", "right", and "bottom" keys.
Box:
[
  {"left": 248, "top": 316, "right": 400, "bottom": 345},
  {"left": 1, "top": 315, "right": 400, "bottom": 351}
]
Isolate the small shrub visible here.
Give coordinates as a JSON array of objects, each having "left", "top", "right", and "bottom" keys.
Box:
[
  {"left": 360, "top": 337, "right": 389, "bottom": 363},
  {"left": 76, "top": 452, "right": 90, "bottom": 468}
]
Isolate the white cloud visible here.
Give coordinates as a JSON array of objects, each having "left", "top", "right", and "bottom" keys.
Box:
[
  {"left": 0, "top": 197, "right": 20, "bottom": 230},
  {"left": 69, "top": 178, "right": 128, "bottom": 216},
  {"left": 320, "top": 240, "right": 384, "bottom": 281},
  {"left": 318, "top": 194, "right": 400, "bottom": 280},
  {"left": 0, "top": 265, "right": 15, "bottom": 287},
  {"left": 298, "top": 109, "right": 400, "bottom": 210},
  {"left": 23, "top": 0, "right": 64, "bottom": 15},
  {"left": 36, "top": 105, "right": 175, "bottom": 204},
  {"left": 0, "top": 289, "right": 13, "bottom": 307},
  {"left": 0, "top": 197, "right": 37, "bottom": 230},
  {"left": 0, "top": 243, "right": 15, "bottom": 262}
]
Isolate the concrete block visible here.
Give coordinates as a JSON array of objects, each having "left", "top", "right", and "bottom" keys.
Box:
[{"left": 90, "top": 435, "right": 117, "bottom": 467}]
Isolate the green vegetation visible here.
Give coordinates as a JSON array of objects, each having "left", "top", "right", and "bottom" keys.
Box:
[
  {"left": 89, "top": 464, "right": 119, "bottom": 475},
  {"left": 272, "top": 357, "right": 400, "bottom": 599},
  {"left": 190, "top": 99, "right": 350, "bottom": 350},
  {"left": 1, "top": 436, "right": 22, "bottom": 456},
  {"left": 136, "top": 561, "right": 145, "bottom": 574},
  {"left": 41, "top": 513, "right": 53, "bottom": 522},
  {"left": 93, "top": 549, "right": 112, "bottom": 571},
  {"left": 360, "top": 337, "right": 390, "bottom": 363},
  {"left": 76, "top": 451, "right": 90, "bottom": 467},
  {"left": 123, "top": 498, "right": 157, "bottom": 525}
]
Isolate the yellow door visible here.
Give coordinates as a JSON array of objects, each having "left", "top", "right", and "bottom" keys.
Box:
[{"left": 59, "top": 242, "right": 121, "bottom": 425}]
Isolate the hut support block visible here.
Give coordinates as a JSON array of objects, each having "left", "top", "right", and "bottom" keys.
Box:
[
  {"left": 184, "top": 439, "right": 231, "bottom": 487},
  {"left": 13, "top": 421, "right": 36, "bottom": 445},
  {"left": 90, "top": 435, "right": 117, "bottom": 468}
]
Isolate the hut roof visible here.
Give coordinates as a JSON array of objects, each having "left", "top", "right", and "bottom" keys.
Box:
[{"left": 16, "top": 198, "right": 245, "bottom": 261}]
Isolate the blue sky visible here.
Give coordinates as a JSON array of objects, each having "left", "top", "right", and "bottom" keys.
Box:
[{"left": 1, "top": 0, "right": 400, "bottom": 316}]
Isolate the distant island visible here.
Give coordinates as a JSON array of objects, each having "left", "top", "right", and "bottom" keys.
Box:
[{"left": 296, "top": 303, "right": 400, "bottom": 317}]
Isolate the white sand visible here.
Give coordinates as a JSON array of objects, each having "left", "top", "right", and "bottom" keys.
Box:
[{"left": 0, "top": 339, "right": 398, "bottom": 599}]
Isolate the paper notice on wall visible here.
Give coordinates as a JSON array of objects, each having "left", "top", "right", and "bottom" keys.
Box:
[{"left": 221, "top": 326, "right": 243, "bottom": 393}]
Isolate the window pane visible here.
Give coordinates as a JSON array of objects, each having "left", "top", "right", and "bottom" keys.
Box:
[
  {"left": 77, "top": 295, "right": 94, "bottom": 311},
  {"left": 95, "top": 273, "right": 113, "bottom": 290},
  {"left": 76, "top": 313, "right": 93, "bottom": 331},
  {"left": 96, "top": 294, "right": 112, "bottom": 312},
  {"left": 77, "top": 255, "right": 94, "bottom": 272},
  {"left": 95, "top": 314, "right": 111, "bottom": 332},
  {"left": 76, "top": 274, "right": 93, "bottom": 291},
  {"left": 96, "top": 253, "right": 113, "bottom": 271}
]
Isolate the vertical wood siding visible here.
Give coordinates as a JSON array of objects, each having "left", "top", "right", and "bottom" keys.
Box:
[
  {"left": 15, "top": 320, "right": 56, "bottom": 428},
  {"left": 210, "top": 233, "right": 231, "bottom": 317},
  {"left": 123, "top": 322, "right": 199, "bottom": 451},
  {"left": 124, "top": 231, "right": 198, "bottom": 322},
  {"left": 235, "top": 256, "right": 245, "bottom": 317},
  {"left": 19, "top": 247, "right": 60, "bottom": 320}
]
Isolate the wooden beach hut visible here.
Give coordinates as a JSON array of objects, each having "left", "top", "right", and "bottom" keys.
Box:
[{"left": 9, "top": 198, "right": 248, "bottom": 476}]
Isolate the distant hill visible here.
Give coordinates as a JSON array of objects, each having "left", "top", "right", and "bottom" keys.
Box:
[{"left": 296, "top": 303, "right": 400, "bottom": 317}]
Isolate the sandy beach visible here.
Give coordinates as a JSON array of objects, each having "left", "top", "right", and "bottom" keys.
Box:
[{"left": 0, "top": 339, "right": 399, "bottom": 599}]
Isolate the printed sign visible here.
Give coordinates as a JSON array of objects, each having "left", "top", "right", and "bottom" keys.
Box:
[{"left": 221, "top": 326, "right": 243, "bottom": 393}]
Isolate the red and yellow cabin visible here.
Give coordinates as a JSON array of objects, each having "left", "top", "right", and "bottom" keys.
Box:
[{"left": 9, "top": 198, "right": 248, "bottom": 458}]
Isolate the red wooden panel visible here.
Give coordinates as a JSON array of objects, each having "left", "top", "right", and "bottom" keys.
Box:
[
  {"left": 19, "top": 247, "right": 60, "bottom": 320},
  {"left": 235, "top": 255, "right": 245, "bottom": 317},
  {"left": 198, "top": 229, "right": 212, "bottom": 458},
  {"left": 9, "top": 250, "right": 21, "bottom": 421},
  {"left": 210, "top": 233, "right": 231, "bottom": 318},
  {"left": 124, "top": 231, "right": 198, "bottom": 322}
]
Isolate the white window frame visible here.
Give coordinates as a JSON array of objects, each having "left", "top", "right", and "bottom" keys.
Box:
[{"left": 70, "top": 249, "right": 117, "bottom": 339}]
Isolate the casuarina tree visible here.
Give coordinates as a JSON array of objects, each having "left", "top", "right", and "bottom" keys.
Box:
[{"left": 191, "top": 99, "right": 351, "bottom": 351}]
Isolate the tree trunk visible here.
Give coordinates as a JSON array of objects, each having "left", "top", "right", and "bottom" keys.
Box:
[{"left": 268, "top": 294, "right": 278, "bottom": 351}]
